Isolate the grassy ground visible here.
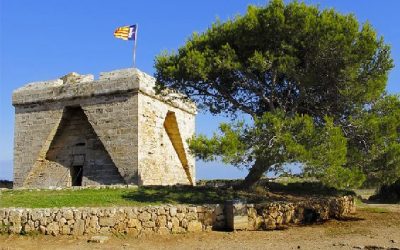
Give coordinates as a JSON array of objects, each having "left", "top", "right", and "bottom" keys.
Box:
[
  {"left": 0, "top": 186, "right": 251, "bottom": 208},
  {"left": 0, "top": 182, "right": 353, "bottom": 208}
]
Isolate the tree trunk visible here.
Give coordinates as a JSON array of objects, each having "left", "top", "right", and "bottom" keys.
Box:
[{"left": 237, "top": 158, "right": 271, "bottom": 190}]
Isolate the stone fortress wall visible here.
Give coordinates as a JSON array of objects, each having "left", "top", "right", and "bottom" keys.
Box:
[
  {"left": 0, "top": 196, "right": 355, "bottom": 235},
  {"left": 12, "top": 68, "right": 196, "bottom": 188}
]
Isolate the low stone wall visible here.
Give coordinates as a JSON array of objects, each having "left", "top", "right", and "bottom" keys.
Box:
[
  {"left": 0, "top": 196, "right": 354, "bottom": 236},
  {"left": 227, "top": 196, "right": 355, "bottom": 231}
]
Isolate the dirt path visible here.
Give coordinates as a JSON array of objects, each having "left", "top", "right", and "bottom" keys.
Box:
[{"left": 1, "top": 207, "right": 399, "bottom": 250}]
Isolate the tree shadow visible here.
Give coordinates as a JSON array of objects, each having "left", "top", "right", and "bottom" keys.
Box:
[
  {"left": 264, "top": 181, "right": 356, "bottom": 197},
  {"left": 121, "top": 185, "right": 240, "bottom": 204},
  {"left": 121, "top": 182, "right": 354, "bottom": 205},
  {"left": 336, "top": 216, "right": 365, "bottom": 222}
]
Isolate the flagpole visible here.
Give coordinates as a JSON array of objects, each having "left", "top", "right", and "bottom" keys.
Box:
[{"left": 133, "top": 24, "right": 138, "bottom": 68}]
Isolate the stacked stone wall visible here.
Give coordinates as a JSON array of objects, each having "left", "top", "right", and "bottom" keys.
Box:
[{"left": 0, "top": 196, "right": 354, "bottom": 236}]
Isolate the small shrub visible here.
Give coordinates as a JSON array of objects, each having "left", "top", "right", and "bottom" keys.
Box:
[{"left": 369, "top": 179, "right": 400, "bottom": 203}]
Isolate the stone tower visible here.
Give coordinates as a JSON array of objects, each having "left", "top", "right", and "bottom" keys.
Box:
[{"left": 12, "top": 68, "right": 196, "bottom": 188}]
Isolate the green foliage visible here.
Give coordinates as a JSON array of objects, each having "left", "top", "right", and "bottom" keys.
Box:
[
  {"left": 320, "top": 165, "right": 366, "bottom": 190},
  {"left": 189, "top": 111, "right": 365, "bottom": 189},
  {"left": 155, "top": 0, "right": 393, "bottom": 119},
  {"left": 346, "top": 95, "right": 400, "bottom": 185},
  {"left": 188, "top": 122, "right": 247, "bottom": 164},
  {"left": 155, "top": 0, "right": 396, "bottom": 188}
]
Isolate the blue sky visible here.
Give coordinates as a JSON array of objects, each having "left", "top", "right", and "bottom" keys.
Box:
[{"left": 1, "top": 0, "right": 399, "bottom": 181}]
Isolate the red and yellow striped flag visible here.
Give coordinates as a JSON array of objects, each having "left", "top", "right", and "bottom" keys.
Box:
[{"left": 114, "top": 25, "right": 137, "bottom": 41}]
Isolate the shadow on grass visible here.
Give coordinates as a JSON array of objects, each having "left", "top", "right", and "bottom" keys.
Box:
[
  {"left": 336, "top": 216, "right": 365, "bottom": 222},
  {"left": 265, "top": 182, "right": 356, "bottom": 197},
  {"left": 121, "top": 186, "right": 245, "bottom": 205},
  {"left": 121, "top": 182, "right": 353, "bottom": 205}
]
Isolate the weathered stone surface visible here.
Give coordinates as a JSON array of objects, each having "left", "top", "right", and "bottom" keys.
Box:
[
  {"left": 88, "top": 236, "right": 109, "bottom": 243},
  {"left": 264, "top": 217, "right": 277, "bottom": 230},
  {"left": 47, "top": 222, "right": 59, "bottom": 236},
  {"left": 12, "top": 68, "right": 196, "bottom": 188},
  {"left": 127, "top": 218, "right": 141, "bottom": 228},
  {"left": 60, "top": 225, "right": 70, "bottom": 235},
  {"left": 72, "top": 219, "right": 85, "bottom": 236},
  {"left": 1, "top": 197, "right": 355, "bottom": 236},
  {"left": 138, "top": 212, "right": 151, "bottom": 222},
  {"left": 156, "top": 216, "right": 167, "bottom": 227},
  {"left": 187, "top": 221, "right": 203, "bottom": 232},
  {"left": 170, "top": 207, "right": 177, "bottom": 217},
  {"left": 63, "top": 210, "right": 74, "bottom": 220},
  {"left": 99, "top": 217, "right": 115, "bottom": 227},
  {"left": 142, "top": 221, "right": 156, "bottom": 228},
  {"left": 171, "top": 217, "right": 180, "bottom": 229},
  {"left": 9, "top": 210, "right": 21, "bottom": 224},
  {"left": 39, "top": 225, "right": 46, "bottom": 234}
]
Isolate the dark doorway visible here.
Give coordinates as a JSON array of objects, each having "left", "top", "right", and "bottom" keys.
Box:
[
  {"left": 44, "top": 106, "right": 125, "bottom": 187},
  {"left": 71, "top": 165, "right": 83, "bottom": 186}
]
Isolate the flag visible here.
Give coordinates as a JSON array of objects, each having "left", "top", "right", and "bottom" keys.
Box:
[{"left": 114, "top": 25, "right": 137, "bottom": 41}]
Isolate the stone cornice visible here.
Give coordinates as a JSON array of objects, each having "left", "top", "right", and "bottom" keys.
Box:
[{"left": 12, "top": 68, "right": 197, "bottom": 115}]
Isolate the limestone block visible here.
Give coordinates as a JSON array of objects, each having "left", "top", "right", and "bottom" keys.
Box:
[
  {"left": 63, "top": 210, "right": 74, "bottom": 220},
  {"left": 255, "top": 216, "right": 263, "bottom": 230},
  {"left": 127, "top": 210, "right": 137, "bottom": 219},
  {"left": 181, "top": 219, "right": 188, "bottom": 228},
  {"left": 170, "top": 207, "right": 177, "bottom": 217},
  {"left": 99, "top": 217, "right": 115, "bottom": 227},
  {"left": 114, "top": 221, "right": 126, "bottom": 231},
  {"left": 187, "top": 221, "right": 203, "bottom": 232},
  {"left": 39, "top": 216, "right": 48, "bottom": 226},
  {"left": 88, "top": 235, "right": 109, "bottom": 244},
  {"left": 276, "top": 215, "right": 283, "bottom": 225},
  {"left": 138, "top": 212, "right": 151, "bottom": 222},
  {"left": 176, "top": 213, "right": 185, "bottom": 221},
  {"left": 58, "top": 217, "right": 67, "bottom": 226},
  {"left": 171, "top": 217, "right": 180, "bottom": 229},
  {"left": 9, "top": 223, "right": 22, "bottom": 234},
  {"left": 47, "top": 222, "right": 59, "bottom": 236},
  {"left": 157, "top": 208, "right": 166, "bottom": 215},
  {"left": 39, "top": 225, "right": 46, "bottom": 234},
  {"left": 264, "top": 216, "right": 276, "bottom": 230},
  {"left": 186, "top": 212, "right": 197, "bottom": 221},
  {"left": 155, "top": 216, "right": 167, "bottom": 228},
  {"left": 8, "top": 210, "right": 21, "bottom": 224},
  {"left": 60, "top": 225, "right": 71, "bottom": 235},
  {"left": 126, "top": 218, "right": 139, "bottom": 229},
  {"left": 23, "top": 221, "right": 35, "bottom": 233},
  {"left": 72, "top": 219, "right": 85, "bottom": 236}
]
